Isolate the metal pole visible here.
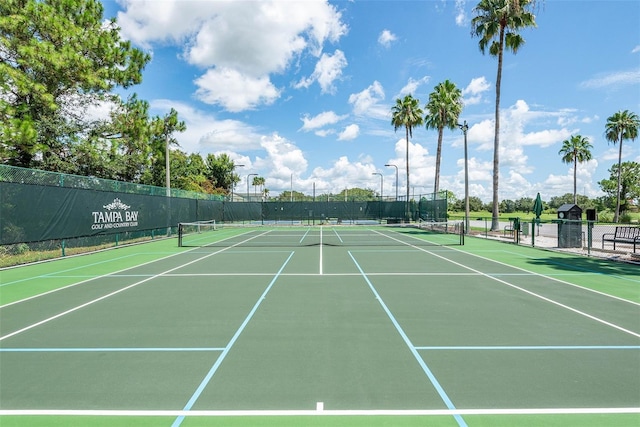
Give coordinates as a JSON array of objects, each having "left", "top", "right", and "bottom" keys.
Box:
[
  {"left": 385, "top": 164, "right": 398, "bottom": 201},
  {"left": 165, "top": 134, "right": 171, "bottom": 236},
  {"left": 458, "top": 121, "right": 469, "bottom": 234}
]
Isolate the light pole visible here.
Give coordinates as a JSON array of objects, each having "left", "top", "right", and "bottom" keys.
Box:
[
  {"left": 385, "top": 164, "right": 398, "bottom": 201},
  {"left": 247, "top": 173, "right": 257, "bottom": 202},
  {"left": 457, "top": 121, "right": 469, "bottom": 234},
  {"left": 231, "top": 164, "right": 244, "bottom": 201},
  {"left": 373, "top": 172, "right": 383, "bottom": 220},
  {"left": 165, "top": 134, "right": 171, "bottom": 236}
]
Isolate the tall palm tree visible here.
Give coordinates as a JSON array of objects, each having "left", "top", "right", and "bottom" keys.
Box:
[
  {"left": 252, "top": 176, "right": 265, "bottom": 200},
  {"left": 558, "top": 135, "right": 593, "bottom": 205},
  {"left": 471, "top": 0, "right": 537, "bottom": 230},
  {"left": 391, "top": 95, "right": 423, "bottom": 218},
  {"left": 424, "top": 80, "right": 463, "bottom": 195},
  {"left": 605, "top": 110, "right": 640, "bottom": 222}
]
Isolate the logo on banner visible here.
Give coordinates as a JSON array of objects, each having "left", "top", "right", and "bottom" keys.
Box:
[{"left": 91, "top": 198, "right": 139, "bottom": 230}]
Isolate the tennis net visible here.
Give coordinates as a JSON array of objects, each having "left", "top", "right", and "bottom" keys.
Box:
[{"left": 178, "top": 221, "right": 463, "bottom": 248}]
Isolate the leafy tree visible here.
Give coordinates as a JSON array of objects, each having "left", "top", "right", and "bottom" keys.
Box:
[
  {"left": 598, "top": 162, "right": 640, "bottom": 216},
  {"left": 468, "top": 196, "right": 484, "bottom": 211},
  {"left": 548, "top": 193, "right": 592, "bottom": 210},
  {"left": 559, "top": 134, "right": 593, "bottom": 205},
  {"left": 471, "top": 0, "right": 538, "bottom": 230},
  {"left": 91, "top": 94, "right": 154, "bottom": 182},
  {"left": 499, "top": 199, "right": 516, "bottom": 213},
  {"left": 604, "top": 110, "right": 639, "bottom": 222},
  {"left": 336, "top": 188, "right": 377, "bottom": 201},
  {"left": 171, "top": 151, "right": 214, "bottom": 194},
  {"left": 0, "top": 0, "right": 150, "bottom": 167},
  {"left": 391, "top": 95, "right": 423, "bottom": 215},
  {"left": 205, "top": 153, "right": 240, "bottom": 193},
  {"left": 515, "top": 197, "right": 534, "bottom": 213},
  {"left": 548, "top": 194, "right": 574, "bottom": 209},
  {"left": 424, "top": 80, "right": 463, "bottom": 194},
  {"left": 276, "top": 190, "right": 310, "bottom": 202}
]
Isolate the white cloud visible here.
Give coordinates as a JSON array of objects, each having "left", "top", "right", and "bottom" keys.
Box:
[
  {"left": 118, "top": 0, "right": 346, "bottom": 75},
  {"left": 378, "top": 29, "right": 397, "bottom": 48},
  {"left": 300, "top": 111, "right": 347, "bottom": 131},
  {"left": 398, "top": 76, "right": 430, "bottom": 97},
  {"left": 116, "top": 0, "right": 347, "bottom": 111},
  {"left": 385, "top": 138, "right": 436, "bottom": 196},
  {"left": 314, "top": 129, "right": 335, "bottom": 137},
  {"left": 194, "top": 68, "right": 280, "bottom": 112},
  {"left": 252, "top": 134, "right": 309, "bottom": 192},
  {"left": 500, "top": 100, "right": 574, "bottom": 149},
  {"left": 579, "top": 68, "right": 640, "bottom": 90},
  {"left": 348, "top": 81, "right": 387, "bottom": 119},
  {"left": 631, "top": 45, "right": 640, "bottom": 54},
  {"left": 462, "top": 76, "right": 491, "bottom": 106},
  {"left": 115, "top": 1, "right": 210, "bottom": 48},
  {"left": 310, "top": 156, "right": 379, "bottom": 194},
  {"left": 294, "top": 50, "right": 348, "bottom": 94},
  {"left": 338, "top": 124, "right": 360, "bottom": 141},
  {"left": 454, "top": 0, "right": 467, "bottom": 26},
  {"left": 149, "top": 99, "right": 263, "bottom": 153}
]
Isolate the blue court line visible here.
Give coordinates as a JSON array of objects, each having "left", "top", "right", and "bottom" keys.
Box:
[
  {"left": 0, "top": 347, "right": 224, "bottom": 352},
  {"left": 415, "top": 346, "right": 640, "bottom": 350},
  {"left": 171, "top": 251, "right": 295, "bottom": 427},
  {"left": 348, "top": 251, "right": 468, "bottom": 427}
]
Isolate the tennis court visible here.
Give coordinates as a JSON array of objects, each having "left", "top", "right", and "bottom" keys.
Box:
[{"left": 1, "top": 224, "right": 639, "bottom": 427}]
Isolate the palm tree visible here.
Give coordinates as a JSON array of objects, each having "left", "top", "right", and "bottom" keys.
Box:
[
  {"left": 605, "top": 110, "right": 640, "bottom": 222},
  {"left": 558, "top": 135, "right": 593, "bottom": 205},
  {"left": 471, "top": 0, "right": 537, "bottom": 230},
  {"left": 391, "top": 95, "right": 423, "bottom": 218},
  {"left": 424, "top": 80, "right": 463, "bottom": 195},
  {"left": 252, "top": 176, "right": 265, "bottom": 200}
]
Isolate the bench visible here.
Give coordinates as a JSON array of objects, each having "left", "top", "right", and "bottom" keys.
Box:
[
  {"left": 503, "top": 225, "right": 514, "bottom": 237},
  {"left": 602, "top": 226, "right": 640, "bottom": 252},
  {"left": 503, "top": 218, "right": 520, "bottom": 237}
]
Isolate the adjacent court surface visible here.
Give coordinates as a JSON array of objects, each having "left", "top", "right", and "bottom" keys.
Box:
[{"left": 1, "top": 224, "right": 639, "bottom": 426}]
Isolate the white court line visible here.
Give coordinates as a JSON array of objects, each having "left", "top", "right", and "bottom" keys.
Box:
[
  {"left": 0, "top": 227, "right": 266, "bottom": 309},
  {"left": 0, "top": 249, "right": 197, "bottom": 309},
  {"left": 463, "top": 249, "right": 640, "bottom": 307},
  {"left": 0, "top": 231, "right": 274, "bottom": 341},
  {"left": 319, "top": 226, "right": 323, "bottom": 275},
  {"left": 1, "top": 407, "right": 638, "bottom": 416},
  {"left": 0, "top": 347, "right": 225, "bottom": 352},
  {"left": 372, "top": 230, "right": 640, "bottom": 339}
]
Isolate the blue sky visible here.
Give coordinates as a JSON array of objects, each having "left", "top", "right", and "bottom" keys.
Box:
[{"left": 100, "top": 0, "right": 640, "bottom": 202}]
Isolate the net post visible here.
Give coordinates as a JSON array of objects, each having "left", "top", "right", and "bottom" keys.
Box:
[{"left": 178, "top": 223, "right": 183, "bottom": 247}]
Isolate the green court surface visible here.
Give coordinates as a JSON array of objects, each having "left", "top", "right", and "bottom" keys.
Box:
[{"left": 1, "top": 225, "right": 638, "bottom": 427}]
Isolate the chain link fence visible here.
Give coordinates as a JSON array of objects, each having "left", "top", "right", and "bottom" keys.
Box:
[{"left": 463, "top": 216, "right": 639, "bottom": 261}]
